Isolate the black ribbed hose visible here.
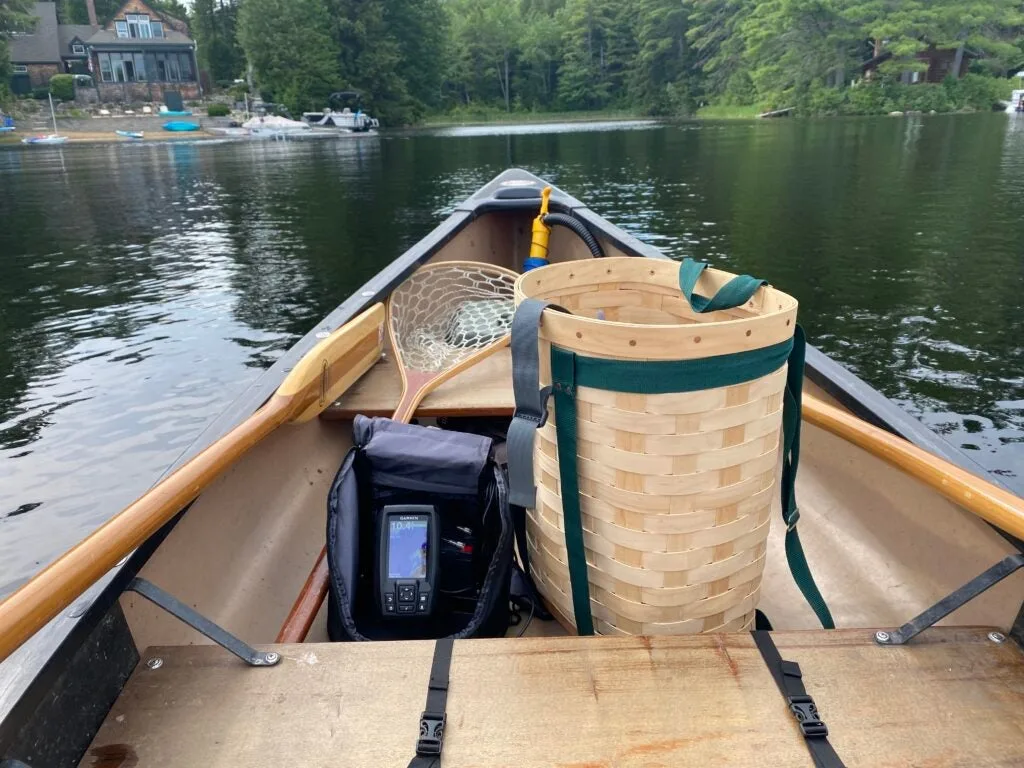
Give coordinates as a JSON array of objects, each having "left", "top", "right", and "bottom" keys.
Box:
[{"left": 542, "top": 213, "right": 604, "bottom": 258}]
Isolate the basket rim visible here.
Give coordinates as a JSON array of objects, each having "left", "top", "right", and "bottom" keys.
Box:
[{"left": 513, "top": 256, "right": 798, "bottom": 331}]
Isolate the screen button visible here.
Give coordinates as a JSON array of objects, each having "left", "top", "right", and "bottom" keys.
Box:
[
  {"left": 398, "top": 585, "right": 416, "bottom": 603},
  {"left": 397, "top": 604, "right": 415, "bottom": 614}
]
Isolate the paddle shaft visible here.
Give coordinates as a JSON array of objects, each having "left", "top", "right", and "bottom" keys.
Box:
[
  {"left": 803, "top": 394, "right": 1024, "bottom": 542},
  {"left": 0, "top": 304, "right": 386, "bottom": 664}
]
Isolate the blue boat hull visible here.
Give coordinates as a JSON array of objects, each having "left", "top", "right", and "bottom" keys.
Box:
[{"left": 163, "top": 122, "right": 200, "bottom": 132}]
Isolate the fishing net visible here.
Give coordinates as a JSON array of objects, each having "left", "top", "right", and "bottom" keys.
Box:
[{"left": 389, "top": 261, "right": 519, "bottom": 374}]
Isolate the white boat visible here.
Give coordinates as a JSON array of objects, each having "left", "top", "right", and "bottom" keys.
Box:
[
  {"left": 21, "top": 134, "right": 68, "bottom": 145},
  {"left": 115, "top": 130, "right": 144, "bottom": 140},
  {"left": 21, "top": 95, "right": 68, "bottom": 145},
  {"left": 243, "top": 115, "right": 311, "bottom": 138},
  {"left": 302, "top": 90, "right": 379, "bottom": 132}
]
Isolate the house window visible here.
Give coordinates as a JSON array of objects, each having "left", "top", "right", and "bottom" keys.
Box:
[
  {"left": 125, "top": 14, "right": 154, "bottom": 39},
  {"left": 12, "top": 64, "right": 28, "bottom": 74},
  {"left": 72, "top": 43, "right": 85, "bottom": 55},
  {"left": 99, "top": 52, "right": 143, "bottom": 82},
  {"left": 178, "top": 53, "right": 193, "bottom": 81},
  {"left": 115, "top": 20, "right": 128, "bottom": 38},
  {"left": 910, "top": 71, "right": 920, "bottom": 84},
  {"left": 98, "top": 53, "right": 112, "bottom": 82},
  {"left": 151, "top": 21, "right": 163, "bottom": 38}
]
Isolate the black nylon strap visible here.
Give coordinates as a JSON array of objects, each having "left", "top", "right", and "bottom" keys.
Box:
[
  {"left": 408, "top": 637, "right": 454, "bottom": 768},
  {"left": 751, "top": 631, "right": 845, "bottom": 768}
]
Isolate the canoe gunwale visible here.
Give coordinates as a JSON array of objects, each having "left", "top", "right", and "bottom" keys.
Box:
[{"left": 1, "top": 167, "right": 1020, "bottom": 756}]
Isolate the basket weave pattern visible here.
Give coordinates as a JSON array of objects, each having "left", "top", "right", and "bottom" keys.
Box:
[{"left": 515, "top": 258, "right": 798, "bottom": 635}]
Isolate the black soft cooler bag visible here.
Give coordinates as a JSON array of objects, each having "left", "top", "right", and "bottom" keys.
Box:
[{"left": 326, "top": 415, "right": 513, "bottom": 641}]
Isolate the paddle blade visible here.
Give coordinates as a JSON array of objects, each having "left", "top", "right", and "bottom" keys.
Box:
[{"left": 281, "top": 303, "right": 386, "bottom": 423}]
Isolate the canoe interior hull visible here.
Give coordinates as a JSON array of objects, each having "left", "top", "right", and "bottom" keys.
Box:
[
  {"left": 122, "top": 204, "right": 1022, "bottom": 649},
  {"left": 2, "top": 171, "right": 1021, "bottom": 767}
]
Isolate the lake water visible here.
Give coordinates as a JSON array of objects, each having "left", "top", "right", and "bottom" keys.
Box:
[{"left": 1, "top": 115, "right": 1022, "bottom": 596}]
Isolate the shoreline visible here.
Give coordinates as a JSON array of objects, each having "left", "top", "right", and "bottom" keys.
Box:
[
  {"left": 0, "top": 130, "right": 220, "bottom": 146},
  {"left": 418, "top": 111, "right": 646, "bottom": 127}
]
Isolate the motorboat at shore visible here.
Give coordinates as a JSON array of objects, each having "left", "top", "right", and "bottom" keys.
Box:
[{"left": 302, "top": 90, "right": 379, "bottom": 132}]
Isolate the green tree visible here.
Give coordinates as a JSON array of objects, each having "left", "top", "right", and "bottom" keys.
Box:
[
  {"left": 58, "top": 0, "right": 186, "bottom": 24},
  {"left": 238, "top": 0, "right": 341, "bottom": 113},
  {"left": 330, "top": 0, "right": 447, "bottom": 124},
  {"left": 738, "top": 0, "right": 861, "bottom": 105},
  {"left": 1, "top": 0, "right": 37, "bottom": 104},
  {"left": 518, "top": 9, "right": 562, "bottom": 107},
  {"left": 193, "top": 0, "right": 245, "bottom": 83},
  {"left": 629, "top": 0, "right": 696, "bottom": 115},
  {"left": 687, "top": 0, "right": 753, "bottom": 101},
  {"left": 557, "top": 0, "right": 636, "bottom": 109}
]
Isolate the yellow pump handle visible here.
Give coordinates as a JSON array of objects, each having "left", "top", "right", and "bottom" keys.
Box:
[{"left": 527, "top": 186, "right": 553, "bottom": 268}]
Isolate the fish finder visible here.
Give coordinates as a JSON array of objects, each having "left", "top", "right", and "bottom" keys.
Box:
[{"left": 377, "top": 505, "right": 439, "bottom": 618}]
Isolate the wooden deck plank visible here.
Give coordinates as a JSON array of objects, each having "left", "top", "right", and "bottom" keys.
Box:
[
  {"left": 80, "top": 628, "right": 1024, "bottom": 767},
  {"left": 323, "top": 346, "right": 515, "bottom": 419}
]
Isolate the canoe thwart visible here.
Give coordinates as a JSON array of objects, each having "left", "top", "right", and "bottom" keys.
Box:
[
  {"left": 80, "top": 628, "right": 1024, "bottom": 767},
  {"left": 127, "top": 578, "right": 280, "bottom": 667},
  {"left": 876, "top": 552, "right": 1024, "bottom": 646},
  {"left": 324, "top": 346, "right": 515, "bottom": 419}
]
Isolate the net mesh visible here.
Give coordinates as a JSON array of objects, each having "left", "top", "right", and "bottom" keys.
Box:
[{"left": 389, "top": 262, "right": 518, "bottom": 374}]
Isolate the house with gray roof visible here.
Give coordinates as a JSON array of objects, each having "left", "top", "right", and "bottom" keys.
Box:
[
  {"left": 8, "top": 0, "right": 200, "bottom": 103},
  {"left": 8, "top": 2, "right": 62, "bottom": 92}
]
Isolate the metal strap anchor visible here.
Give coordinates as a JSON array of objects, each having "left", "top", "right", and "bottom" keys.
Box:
[
  {"left": 875, "top": 553, "right": 1024, "bottom": 646},
  {"left": 127, "top": 578, "right": 280, "bottom": 667}
]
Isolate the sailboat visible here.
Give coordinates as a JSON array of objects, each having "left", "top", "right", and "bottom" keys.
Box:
[{"left": 21, "top": 93, "right": 69, "bottom": 145}]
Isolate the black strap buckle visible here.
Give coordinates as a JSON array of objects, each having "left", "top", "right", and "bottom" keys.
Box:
[
  {"left": 787, "top": 694, "right": 828, "bottom": 738},
  {"left": 512, "top": 385, "right": 552, "bottom": 429},
  {"left": 416, "top": 711, "right": 446, "bottom": 756}
]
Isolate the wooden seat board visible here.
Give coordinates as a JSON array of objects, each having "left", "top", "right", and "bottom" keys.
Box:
[
  {"left": 323, "top": 346, "right": 515, "bottom": 419},
  {"left": 79, "top": 628, "right": 1024, "bottom": 767}
]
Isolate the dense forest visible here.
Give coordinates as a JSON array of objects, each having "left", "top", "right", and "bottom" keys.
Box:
[
  {"left": 221, "top": 0, "right": 1024, "bottom": 121},
  {"left": 4, "top": 0, "right": 1024, "bottom": 120}
]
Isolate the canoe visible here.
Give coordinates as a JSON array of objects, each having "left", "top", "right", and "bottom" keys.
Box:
[
  {"left": 1, "top": 169, "right": 1023, "bottom": 766},
  {"left": 20, "top": 134, "right": 68, "bottom": 145},
  {"left": 162, "top": 121, "right": 200, "bottom": 132},
  {"left": 159, "top": 109, "right": 193, "bottom": 117},
  {"left": 114, "top": 130, "right": 144, "bottom": 140}
]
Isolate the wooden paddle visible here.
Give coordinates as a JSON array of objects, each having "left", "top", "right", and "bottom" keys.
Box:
[
  {"left": 0, "top": 303, "right": 387, "bottom": 664},
  {"left": 803, "top": 393, "right": 1024, "bottom": 541},
  {"left": 278, "top": 261, "right": 518, "bottom": 642}
]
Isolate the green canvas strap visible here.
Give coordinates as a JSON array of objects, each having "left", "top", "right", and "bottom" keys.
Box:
[
  {"left": 679, "top": 258, "right": 767, "bottom": 313},
  {"left": 779, "top": 326, "right": 835, "bottom": 628},
  {"left": 548, "top": 330, "right": 834, "bottom": 634},
  {"left": 550, "top": 347, "right": 595, "bottom": 635}
]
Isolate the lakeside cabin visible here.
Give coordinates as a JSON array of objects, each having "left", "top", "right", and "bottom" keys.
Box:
[{"left": 8, "top": 0, "right": 200, "bottom": 104}]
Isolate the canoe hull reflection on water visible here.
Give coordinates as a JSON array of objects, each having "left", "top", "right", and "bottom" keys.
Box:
[{"left": 0, "top": 169, "right": 1021, "bottom": 767}]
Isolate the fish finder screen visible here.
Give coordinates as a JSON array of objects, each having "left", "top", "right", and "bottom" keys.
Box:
[{"left": 388, "top": 519, "right": 429, "bottom": 579}]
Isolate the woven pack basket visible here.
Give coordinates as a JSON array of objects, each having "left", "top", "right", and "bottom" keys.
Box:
[{"left": 509, "top": 257, "right": 803, "bottom": 636}]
